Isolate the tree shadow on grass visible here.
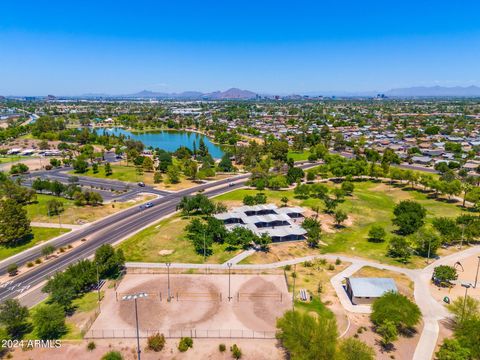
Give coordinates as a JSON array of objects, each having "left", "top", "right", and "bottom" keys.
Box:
[
  {"left": 433, "top": 197, "right": 460, "bottom": 205},
  {"left": 5, "top": 233, "right": 34, "bottom": 249},
  {"left": 367, "top": 238, "right": 386, "bottom": 244},
  {"left": 413, "top": 188, "right": 433, "bottom": 195},
  {"left": 462, "top": 206, "right": 478, "bottom": 213}
]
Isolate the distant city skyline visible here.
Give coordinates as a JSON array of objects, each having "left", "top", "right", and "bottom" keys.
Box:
[{"left": 1, "top": 0, "right": 479, "bottom": 95}]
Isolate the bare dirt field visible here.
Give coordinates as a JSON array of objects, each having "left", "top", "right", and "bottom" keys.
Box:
[
  {"left": 344, "top": 313, "right": 423, "bottom": 360},
  {"left": 430, "top": 251, "right": 480, "bottom": 303},
  {"left": 430, "top": 250, "right": 480, "bottom": 354},
  {"left": 0, "top": 157, "right": 59, "bottom": 172},
  {"left": 88, "top": 274, "right": 291, "bottom": 338},
  {"left": 11, "top": 338, "right": 286, "bottom": 360}
]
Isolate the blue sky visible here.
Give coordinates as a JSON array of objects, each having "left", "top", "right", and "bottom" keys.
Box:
[{"left": 1, "top": 0, "right": 480, "bottom": 95}]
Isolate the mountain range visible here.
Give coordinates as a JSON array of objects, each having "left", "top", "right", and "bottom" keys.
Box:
[
  {"left": 6, "top": 86, "right": 480, "bottom": 100},
  {"left": 121, "top": 86, "right": 480, "bottom": 99}
]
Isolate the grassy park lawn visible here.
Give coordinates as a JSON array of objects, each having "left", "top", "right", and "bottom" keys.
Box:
[
  {"left": 295, "top": 297, "right": 335, "bottom": 319},
  {"left": 70, "top": 163, "right": 235, "bottom": 191},
  {"left": 285, "top": 258, "right": 349, "bottom": 331},
  {"left": 64, "top": 291, "right": 104, "bottom": 339},
  {"left": 0, "top": 155, "right": 32, "bottom": 165},
  {"left": 25, "top": 194, "right": 155, "bottom": 224},
  {"left": 217, "top": 180, "right": 465, "bottom": 268},
  {"left": 287, "top": 150, "right": 311, "bottom": 161},
  {"left": 69, "top": 164, "right": 147, "bottom": 183},
  {"left": 0, "top": 227, "right": 70, "bottom": 261},
  {"left": 24, "top": 291, "right": 103, "bottom": 341},
  {"left": 318, "top": 181, "right": 463, "bottom": 267},
  {"left": 287, "top": 257, "right": 349, "bottom": 296},
  {"left": 118, "top": 215, "right": 242, "bottom": 264}
]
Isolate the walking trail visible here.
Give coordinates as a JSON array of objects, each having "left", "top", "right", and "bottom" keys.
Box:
[{"left": 126, "top": 245, "right": 480, "bottom": 360}]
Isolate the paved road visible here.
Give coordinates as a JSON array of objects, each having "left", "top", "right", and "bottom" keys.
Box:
[
  {"left": 0, "top": 174, "right": 246, "bottom": 302},
  {"left": 0, "top": 161, "right": 317, "bottom": 304},
  {"left": 21, "top": 155, "right": 171, "bottom": 201}
]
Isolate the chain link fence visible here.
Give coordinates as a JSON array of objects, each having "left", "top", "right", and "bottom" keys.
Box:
[{"left": 84, "top": 328, "right": 276, "bottom": 339}]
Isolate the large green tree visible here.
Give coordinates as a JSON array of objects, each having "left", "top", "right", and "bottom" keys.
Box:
[
  {"left": 392, "top": 200, "right": 426, "bottom": 235},
  {"left": 455, "top": 318, "right": 480, "bottom": 359},
  {"left": 413, "top": 227, "right": 441, "bottom": 257},
  {"left": 32, "top": 303, "right": 67, "bottom": 339},
  {"left": 368, "top": 225, "right": 386, "bottom": 243},
  {"left": 447, "top": 295, "right": 479, "bottom": 324},
  {"left": 387, "top": 236, "right": 411, "bottom": 263},
  {"left": 0, "top": 199, "right": 32, "bottom": 246},
  {"left": 436, "top": 339, "right": 470, "bottom": 360},
  {"left": 337, "top": 338, "right": 375, "bottom": 360},
  {"left": 276, "top": 310, "right": 338, "bottom": 360},
  {"left": 94, "top": 244, "right": 125, "bottom": 279},
  {"left": 433, "top": 265, "right": 458, "bottom": 286},
  {"left": 0, "top": 299, "right": 30, "bottom": 339},
  {"left": 371, "top": 292, "right": 421, "bottom": 330}
]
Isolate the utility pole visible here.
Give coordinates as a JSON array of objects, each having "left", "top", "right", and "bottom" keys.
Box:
[
  {"left": 460, "top": 224, "right": 465, "bottom": 250},
  {"left": 95, "top": 262, "right": 101, "bottom": 311},
  {"left": 203, "top": 230, "right": 206, "bottom": 263},
  {"left": 227, "top": 262, "right": 232, "bottom": 301},
  {"left": 292, "top": 264, "right": 296, "bottom": 311},
  {"left": 122, "top": 292, "right": 148, "bottom": 360},
  {"left": 426, "top": 237, "right": 432, "bottom": 264},
  {"left": 166, "top": 262, "right": 171, "bottom": 301},
  {"left": 134, "top": 297, "right": 140, "bottom": 360},
  {"left": 461, "top": 283, "right": 471, "bottom": 323}
]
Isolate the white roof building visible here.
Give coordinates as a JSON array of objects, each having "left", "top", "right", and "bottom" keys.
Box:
[
  {"left": 346, "top": 277, "right": 398, "bottom": 305},
  {"left": 214, "top": 204, "right": 307, "bottom": 242}
]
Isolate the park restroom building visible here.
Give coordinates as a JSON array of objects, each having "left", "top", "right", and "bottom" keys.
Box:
[{"left": 345, "top": 277, "right": 397, "bottom": 305}]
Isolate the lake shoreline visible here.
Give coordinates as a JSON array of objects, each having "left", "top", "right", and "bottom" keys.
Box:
[{"left": 102, "top": 127, "right": 225, "bottom": 158}]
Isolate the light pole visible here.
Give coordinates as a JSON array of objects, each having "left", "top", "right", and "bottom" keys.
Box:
[
  {"left": 95, "top": 262, "right": 101, "bottom": 311},
  {"left": 292, "top": 264, "right": 297, "bottom": 311},
  {"left": 475, "top": 256, "right": 480, "bottom": 288},
  {"left": 227, "top": 262, "right": 232, "bottom": 301},
  {"left": 166, "top": 262, "right": 171, "bottom": 301},
  {"left": 203, "top": 230, "right": 206, "bottom": 263},
  {"left": 460, "top": 224, "right": 465, "bottom": 250},
  {"left": 426, "top": 237, "right": 432, "bottom": 264},
  {"left": 122, "top": 292, "right": 148, "bottom": 360},
  {"left": 461, "top": 282, "right": 471, "bottom": 323}
]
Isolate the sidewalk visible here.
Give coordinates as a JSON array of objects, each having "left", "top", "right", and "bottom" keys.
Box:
[
  {"left": 125, "top": 245, "right": 480, "bottom": 360},
  {"left": 223, "top": 249, "right": 256, "bottom": 265},
  {"left": 31, "top": 221, "right": 83, "bottom": 230},
  {"left": 330, "top": 263, "right": 372, "bottom": 313}
]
